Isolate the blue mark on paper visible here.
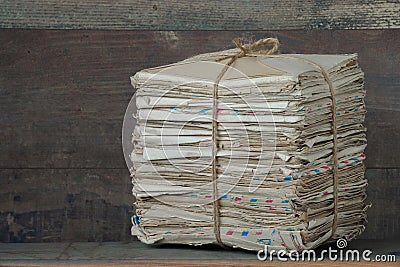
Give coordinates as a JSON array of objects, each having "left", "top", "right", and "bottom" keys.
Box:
[{"left": 284, "top": 175, "right": 292, "bottom": 181}]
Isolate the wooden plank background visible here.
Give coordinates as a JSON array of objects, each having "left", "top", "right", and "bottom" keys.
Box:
[
  {"left": 0, "top": 0, "right": 399, "bottom": 30},
  {"left": 1, "top": 0, "right": 399, "bottom": 243},
  {"left": 0, "top": 29, "right": 399, "bottom": 242}
]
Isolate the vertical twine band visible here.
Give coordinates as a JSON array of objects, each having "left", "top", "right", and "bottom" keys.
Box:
[
  {"left": 321, "top": 70, "right": 339, "bottom": 238},
  {"left": 273, "top": 55, "right": 340, "bottom": 239},
  {"left": 211, "top": 56, "right": 238, "bottom": 246},
  {"left": 211, "top": 38, "right": 279, "bottom": 246}
]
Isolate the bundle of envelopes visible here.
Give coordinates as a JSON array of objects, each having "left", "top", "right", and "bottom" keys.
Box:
[{"left": 129, "top": 48, "right": 368, "bottom": 251}]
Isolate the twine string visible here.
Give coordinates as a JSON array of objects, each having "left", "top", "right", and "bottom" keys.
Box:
[
  {"left": 272, "top": 54, "right": 340, "bottom": 239},
  {"left": 211, "top": 38, "right": 279, "bottom": 246},
  {"left": 211, "top": 38, "right": 339, "bottom": 247}
]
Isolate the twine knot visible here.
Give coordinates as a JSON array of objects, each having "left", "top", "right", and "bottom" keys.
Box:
[
  {"left": 233, "top": 37, "right": 280, "bottom": 57},
  {"left": 216, "top": 37, "right": 280, "bottom": 63}
]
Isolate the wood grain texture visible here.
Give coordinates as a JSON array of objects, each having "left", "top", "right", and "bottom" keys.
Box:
[
  {"left": 362, "top": 169, "right": 400, "bottom": 240},
  {"left": 0, "top": 0, "right": 400, "bottom": 30},
  {"left": 0, "top": 29, "right": 399, "bottom": 242},
  {"left": 0, "top": 168, "right": 133, "bottom": 242},
  {"left": 0, "top": 240, "right": 398, "bottom": 263},
  {"left": 0, "top": 29, "right": 399, "bottom": 169}
]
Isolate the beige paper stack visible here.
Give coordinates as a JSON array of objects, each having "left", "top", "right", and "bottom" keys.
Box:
[{"left": 129, "top": 40, "right": 368, "bottom": 252}]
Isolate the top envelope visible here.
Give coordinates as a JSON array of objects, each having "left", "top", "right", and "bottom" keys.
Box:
[{"left": 132, "top": 52, "right": 360, "bottom": 88}]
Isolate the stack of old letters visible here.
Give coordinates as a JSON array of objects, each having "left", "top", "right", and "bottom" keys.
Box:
[{"left": 129, "top": 45, "right": 368, "bottom": 252}]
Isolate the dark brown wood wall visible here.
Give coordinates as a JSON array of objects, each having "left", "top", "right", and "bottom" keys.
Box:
[{"left": 0, "top": 1, "right": 399, "bottom": 242}]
